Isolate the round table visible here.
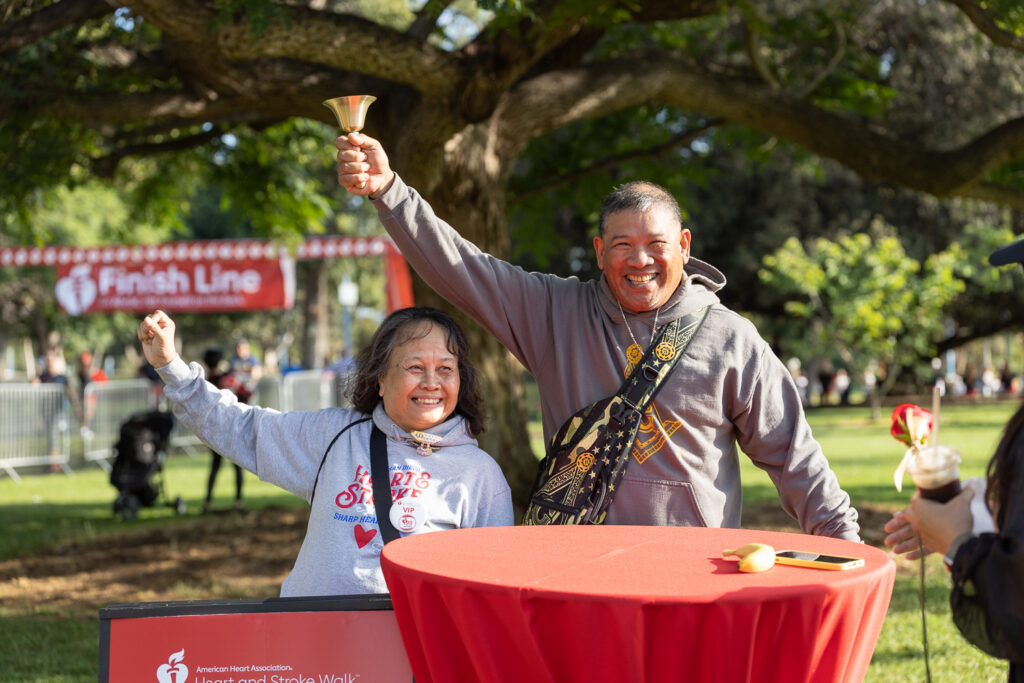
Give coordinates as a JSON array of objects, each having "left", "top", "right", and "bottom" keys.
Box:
[{"left": 381, "top": 525, "right": 895, "bottom": 683}]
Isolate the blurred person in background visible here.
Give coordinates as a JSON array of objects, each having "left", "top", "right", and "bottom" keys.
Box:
[
  {"left": 229, "top": 338, "right": 262, "bottom": 400},
  {"left": 76, "top": 351, "right": 108, "bottom": 430},
  {"left": 34, "top": 350, "right": 78, "bottom": 472}
]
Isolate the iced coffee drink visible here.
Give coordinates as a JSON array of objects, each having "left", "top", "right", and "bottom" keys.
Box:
[{"left": 906, "top": 444, "right": 962, "bottom": 503}]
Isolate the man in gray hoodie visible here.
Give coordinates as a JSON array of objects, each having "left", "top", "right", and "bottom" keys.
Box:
[{"left": 334, "top": 133, "right": 859, "bottom": 541}]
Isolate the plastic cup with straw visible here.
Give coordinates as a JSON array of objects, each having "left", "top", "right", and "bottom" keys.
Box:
[{"left": 907, "top": 386, "right": 962, "bottom": 503}]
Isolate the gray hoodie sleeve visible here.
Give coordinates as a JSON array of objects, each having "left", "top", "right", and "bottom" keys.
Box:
[
  {"left": 156, "top": 356, "right": 355, "bottom": 500},
  {"left": 374, "top": 175, "right": 581, "bottom": 373},
  {"left": 732, "top": 342, "right": 859, "bottom": 540}
]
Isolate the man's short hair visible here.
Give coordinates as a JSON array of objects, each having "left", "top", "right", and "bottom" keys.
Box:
[{"left": 598, "top": 181, "right": 683, "bottom": 236}]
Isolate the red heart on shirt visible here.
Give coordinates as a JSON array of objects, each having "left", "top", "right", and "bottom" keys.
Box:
[{"left": 354, "top": 524, "right": 377, "bottom": 549}]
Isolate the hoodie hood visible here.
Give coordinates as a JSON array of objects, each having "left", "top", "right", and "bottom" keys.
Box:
[
  {"left": 371, "top": 403, "right": 476, "bottom": 448},
  {"left": 598, "top": 256, "right": 724, "bottom": 324}
]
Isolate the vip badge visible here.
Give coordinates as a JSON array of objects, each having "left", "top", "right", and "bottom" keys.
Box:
[{"left": 390, "top": 497, "right": 426, "bottom": 533}]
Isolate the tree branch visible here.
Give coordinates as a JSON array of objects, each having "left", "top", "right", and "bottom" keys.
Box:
[
  {"left": 510, "top": 120, "right": 721, "bottom": 201},
  {"left": 497, "top": 53, "right": 1024, "bottom": 208},
  {"left": 795, "top": 20, "right": 846, "bottom": 98},
  {"left": 943, "top": 0, "right": 1024, "bottom": 52},
  {"left": 120, "top": 0, "right": 215, "bottom": 44},
  {"left": 745, "top": 21, "right": 780, "bottom": 89},
  {"left": 406, "top": 0, "right": 450, "bottom": 43},
  {"left": 743, "top": 11, "right": 847, "bottom": 98},
  {"left": 119, "top": 1, "right": 460, "bottom": 93},
  {"left": 0, "top": 0, "right": 116, "bottom": 55},
  {"left": 1, "top": 0, "right": 16, "bottom": 24},
  {"left": 956, "top": 180, "right": 1024, "bottom": 209},
  {"left": 214, "top": 5, "right": 462, "bottom": 93},
  {"left": 90, "top": 124, "right": 229, "bottom": 178},
  {"left": 29, "top": 90, "right": 270, "bottom": 126}
]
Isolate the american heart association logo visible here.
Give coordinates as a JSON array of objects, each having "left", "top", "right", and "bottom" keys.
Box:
[
  {"left": 54, "top": 263, "right": 98, "bottom": 316},
  {"left": 156, "top": 648, "right": 188, "bottom": 683}
]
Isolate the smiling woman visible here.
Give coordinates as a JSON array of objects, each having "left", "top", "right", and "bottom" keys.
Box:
[
  {"left": 135, "top": 306, "right": 513, "bottom": 597},
  {"left": 378, "top": 327, "right": 460, "bottom": 433},
  {"left": 349, "top": 308, "right": 479, "bottom": 437}
]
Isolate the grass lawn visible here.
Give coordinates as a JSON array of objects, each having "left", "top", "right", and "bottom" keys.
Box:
[{"left": 1, "top": 401, "right": 1017, "bottom": 681}]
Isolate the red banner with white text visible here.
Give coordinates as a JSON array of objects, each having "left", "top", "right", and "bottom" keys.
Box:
[
  {"left": 54, "top": 257, "right": 295, "bottom": 315},
  {"left": 99, "top": 597, "right": 413, "bottom": 683},
  {"left": 0, "top": 237, "right": 415, "bottom": 315}
]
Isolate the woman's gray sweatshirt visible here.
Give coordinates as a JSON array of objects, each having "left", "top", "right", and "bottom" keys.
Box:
[{"left": 156, "top": 356, "right": 514, "bottom": 596}]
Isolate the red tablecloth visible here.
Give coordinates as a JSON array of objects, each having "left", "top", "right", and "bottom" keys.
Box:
[{"left": 381, "top": 525, "right": 895, "bottom": 683}]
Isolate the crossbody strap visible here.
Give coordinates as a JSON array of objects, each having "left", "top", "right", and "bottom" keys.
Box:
[
  {"left": 609, "top": 306, "right": 710, "bottom": 426},
  {"left": 370, "top": 424, "right": 400, "bottom": 544},
  {"left": 523, "top": 306, "right": 711, "bottom": 525}
]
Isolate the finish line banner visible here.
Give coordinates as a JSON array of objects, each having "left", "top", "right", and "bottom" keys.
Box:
[
  {"left": 54, "top": 254, "right": 295, "bottom": 315},
  {"left": 2, "top": 237, "right": 413, "bottom": 315},
  {"left": 99, "top": 595, "right": 413, "bottom": 683}
]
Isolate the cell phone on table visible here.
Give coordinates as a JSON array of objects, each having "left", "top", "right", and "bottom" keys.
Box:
[{"left": 774, "top": 550, "right": 864, "bottom": 571}]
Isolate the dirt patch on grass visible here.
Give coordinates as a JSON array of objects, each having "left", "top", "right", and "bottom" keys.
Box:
[
  {"left": 0, "top": 502, "right": 897, "bottom": 617},
  {"left": 0, "top": 506, "right": 307, "bottom": 617}
]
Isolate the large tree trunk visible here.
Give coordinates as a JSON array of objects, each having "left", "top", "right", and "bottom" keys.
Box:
[
  {"left": 300, "top": 261, "right": 329, "bottom": 370},
  {"left": 392, "top": 122, "right": 538, "bottom": 515},
  {"left": 412, "top": 279, "right": 536, "bottom": 515}
]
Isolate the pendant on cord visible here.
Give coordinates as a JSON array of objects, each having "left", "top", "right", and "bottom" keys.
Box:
[{"left": 409, "top": 430, "right": 443, "bottom": 456}]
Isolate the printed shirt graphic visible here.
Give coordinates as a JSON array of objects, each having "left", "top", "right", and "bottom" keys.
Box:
[
  {"left": 623, "top": 343, "right": 680, "bottom": 465},
  {"left": 330, "top": 461, "right": 433, "bottom": 550}
]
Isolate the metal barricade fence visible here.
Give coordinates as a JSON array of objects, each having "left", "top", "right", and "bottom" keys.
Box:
[
  {"left": 332, "top": 370, "right": 355, "bottom": 410},
  {"left": 169, "top": 408, "right": 205, "bottom": 455},
  {"left": 253, "top": 375, "right": 281, "bottom": 412},
  {"left": 82, "top": 379, "right": 158, "bottom": 471},
  {"left": 86, "top": 377, "right": 275, "bottom": 463},
  {"left": 1, "top": 370, "right": 352, "bottom": 482},
  {"left": 0, "top": 383, "right": 72, "bottom": 482},
  {"left": 281, "top": 370, "right": 336, "bottom": 412}
]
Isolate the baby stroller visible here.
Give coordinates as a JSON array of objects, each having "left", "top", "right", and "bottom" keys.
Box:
[{"left": 110, "top": 410, "right": 186, "bottom": 520}]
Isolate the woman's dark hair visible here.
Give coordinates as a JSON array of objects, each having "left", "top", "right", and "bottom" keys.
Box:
[
  {"left": 987, "top": 399, "right": 1024, "bottom": 528},
  {"left": 349, "top": 307, "right": 484, "bottom": 436}
]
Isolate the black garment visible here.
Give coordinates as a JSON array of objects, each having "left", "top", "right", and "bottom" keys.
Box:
[
  {"left": 950, "top": 412, "right": 1024, "bottom": 681},
  {"left": 205, "top": 451, "right": 243, "bottom": 504}
]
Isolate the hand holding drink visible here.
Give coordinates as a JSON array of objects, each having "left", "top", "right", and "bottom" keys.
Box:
[
  {"left": 905, "top": 443, "right": 962, "bottom": 502},
  {"left": 891, "top": 399, "right": 962, "bottom": 503}
]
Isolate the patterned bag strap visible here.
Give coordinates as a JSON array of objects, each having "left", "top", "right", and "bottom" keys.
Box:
[
  {"left": 525, "top": 306, "right": 711, "bottom": 525},
  {"left": 609, "top": 306, "right": 710, "bottom": 428}
]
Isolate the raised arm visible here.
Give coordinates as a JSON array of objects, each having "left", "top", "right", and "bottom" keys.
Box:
[
  {"left": 333, "top": 134, "right": 570, "bottom": 373},
  {"left": 334, "top": 132, "right": 395, "bottom": 198},
  {"left": 137, "top": 309, "right": 178, "bottom": 367}
]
